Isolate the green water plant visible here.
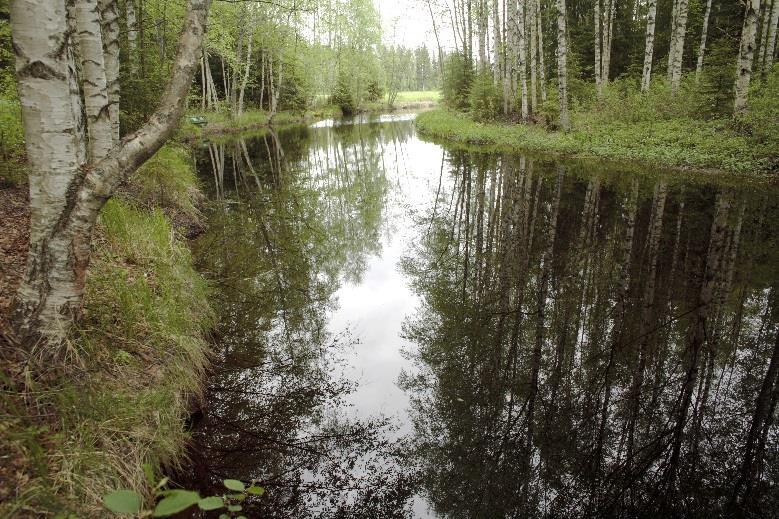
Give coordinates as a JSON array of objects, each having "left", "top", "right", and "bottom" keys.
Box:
[{"left": 103, "top": 472, "right": 264, "bottom": 518}]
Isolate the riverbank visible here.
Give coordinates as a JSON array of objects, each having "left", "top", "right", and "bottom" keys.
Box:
[
  {"left": 0, "top": 147, "right": 213, "bottom": 517},
  {"left": 416, "top": 108, "right": 778, "bottom": 177},
  {"left": 179, "top": 91, "right": 441, "bottom": 139}
]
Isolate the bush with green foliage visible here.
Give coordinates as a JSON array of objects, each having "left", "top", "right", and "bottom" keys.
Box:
[
  {"left": 441, "top": 53, "right": 474, "bottom": 110},
  {"left": 469, "top": 71, "right": 502, "bottom": 121},
  {"left": 331, "top": 70, "right": 358, "bottom": 116}
]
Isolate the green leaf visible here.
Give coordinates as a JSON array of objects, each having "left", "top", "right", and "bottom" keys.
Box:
[
  {"left": 247, "top": 485, "right": 265, "bottom": 496},
  {"left": 154, "top": 477, "right": 169, "bottom": 491},
  {"left": 227, "top": 504, "right": 243, "bottom": 512},
  {"left": 198, "top": 496, "right": 225, "bottom": 511},
  {"left": 219, "top": 514, "right": 230, "bottom": 519},
  {"left": 152, "top": 490, "right": 201, "bottom": 517},
  {"left": 103, "top": 490, "right": 143, "bottom": 515},
  {"left": 237, "top": 516, "right": 248, "bottom": 519},
  {"left": 229, "top": 493, "right": 246, "bottom": 501},
  {"left": 223, "top": 479, "right": 245, "bottom": 492}
]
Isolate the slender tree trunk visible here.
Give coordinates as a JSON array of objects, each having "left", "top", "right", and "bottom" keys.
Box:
[
  {"left": 734, "top": 0, "right": 762, "bottom": 114},
  {"left": 238, "top": 29, "right": 253, "bottom": 115},
  {"left": 763, "top": 0, "right": 779, "bottom": 72},
  {"left": 556, "top": 0, "right": 570, "bottom": 130},
  {"left": 518, "top": 0, "right": 529, "bottom": 119},
  {"left": 75, "top": 0, "right": 113, "bottom": 162},
  {"left": 668, "top": 0, "right": 690, "bottom": 91},
  {"left": 757, "top": 0, "right": 772, "bottom": 72},
  {"left": 529, "top": 0, "right": 538, "bottom": 111},
  {"left": 126, "top": 0, "right": 137, "bottom": 73},
  {"left": 493, "top": 0, "right": 502, "bottom": 83},
  {"left": 98, "top": 0, "right": 120, "bottom": 143},
  {"left": 641, "top": 0, "right": 658, "bottom": 91},
  {"left": 594, "top": 0, "right": 602, "bottom": 96},
  {"left": 537, "top": 0, "right": 547, "bottom": 101},
  {"left": 695, "top": 0, "right": 713, "bottom": 80},
  {"left": 602, "top": 0, "right": 614, "bottom": 89},
  {"left": 10, "top": 0, "right": 211, "bottom": 347}
]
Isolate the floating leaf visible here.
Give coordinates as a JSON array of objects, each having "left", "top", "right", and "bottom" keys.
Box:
[
  {"left": 198, "top": 496, "right": 225, "bottom": 510},
  {"left": 223, "top": 479, "right": 245, "bottom": 492},
  {"left": 103, "top": 490, "right": 142, "bottom": 515},
  {"left": 247, "top": 485, "right": 265, "bottom": 496},
  {"left": 152, "top": 490, "right": 201, "bottom": 517}
]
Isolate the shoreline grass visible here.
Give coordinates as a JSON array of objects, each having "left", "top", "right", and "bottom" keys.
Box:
[
  {"left": 415, "top": 109, "right": 777, "bottom": 178},
  {"left": 0, "top": 148, "right": 213, "bottom": 517}
]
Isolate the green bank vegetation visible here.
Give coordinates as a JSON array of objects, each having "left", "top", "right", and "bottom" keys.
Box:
[
  {"left": 1, "top": 149, "right": 213, "bottom": 517},
  {"left": 418, "top": 72, "right": 779, "bottom": 175}
]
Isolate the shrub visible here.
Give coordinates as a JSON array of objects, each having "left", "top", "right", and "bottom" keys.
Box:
[
  {"left": 469, "top": 71, "right": 502, "bottom": 121},
  {"left": 366, "top": 80, "right": 384, "bottom": 102},
  {"left": 331, "top": 70, "right": 358, "bottom": 116},
  {"left": 442, "top": 53, "right": 474, "bottom": 110}
]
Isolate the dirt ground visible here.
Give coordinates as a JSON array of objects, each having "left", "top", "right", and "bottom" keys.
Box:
[{"left": 0, "top": 185, "right": 29, "bottom": 331}]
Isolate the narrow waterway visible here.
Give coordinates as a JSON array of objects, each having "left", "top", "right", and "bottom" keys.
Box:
[{"left": 179, "top": 113, "right": 779, "bottom": 518}]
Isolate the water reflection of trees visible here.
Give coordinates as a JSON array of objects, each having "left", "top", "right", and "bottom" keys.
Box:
[
  {"left": 182, "top": 121, "right": 416, "bottom": 516},
  {"left": 401, "top": 152, "right": 779, "bottom": 518}
]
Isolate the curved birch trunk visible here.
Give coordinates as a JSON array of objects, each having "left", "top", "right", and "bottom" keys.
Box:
[
  {"left": 10, "top": 0, "right": 211, "bottom": 348},
  {"left": 734, "top": 0, "right": 762, "bottom": 114},
  {"left": 75, "top": 0, "right": 113, "bottom": 162},
  {"left": 556, "top": 0, "right": 570, "bottom": 130},
  {"left": 695, "top": 0, "right": 712, "bottom": 81},
  {"left": 641, "top": 0, "right": 657, "bottom": 91}
]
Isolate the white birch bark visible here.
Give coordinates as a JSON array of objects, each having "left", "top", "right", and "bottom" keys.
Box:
[
  {"left": 695, "top": 0, "right": 712, "bottom": 80},
  {"left": 602, "top": 0, "right": 614, "bottom": 87},
  {"left": 11, "top": 0, "right": 212, "bottom": 346},
  {"left": 493, "top": 0, "right": 502, "bottom": 83},
  {"left": 764, "top": 0, "right": 779, "bottom": 71},
  {"left": 238, "top": 29, "right": 253, "bottom": 115},
  {"left": 734, "top": 0, "right": 762, "bottom": 114},
  {"left": 757, "top": 0, "right": 772, "bottom": 71},
  {"left": 98, "top": 0, "right": 120, "bottom": 143},
  {"left": 556, "top": 0, "right": 570, "bottom": 130},
  {"left": 641, "top": 0, "right": 658, "bottom": 91},
  {"left": 75, "top": 0, "right": 113, "bottom": 162},
  {"left": 126, "top": 0, "right": 137, "bottom": 73},
  {"left": 529, "top": 0, "right": 537, "bottom": 111},
  {"left": 594, "top": 0, "right": 602, "bottom": 96},
  {"left": 518, "top": 0, "right": 529, "bottom": 119},
  {"left": 537, "top": 0, "right": 546, "bottom": 101},
  {"left": 668, "top": 0, "right": 690, "bottom": 91}
]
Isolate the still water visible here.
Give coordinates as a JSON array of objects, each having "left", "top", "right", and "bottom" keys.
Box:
[{"left": 180, "top": 113, "right": 779, "bottom": 518}]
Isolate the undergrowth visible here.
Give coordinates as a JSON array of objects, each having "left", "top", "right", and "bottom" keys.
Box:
[{"left": 1, "top": 196, "right": 213, "bottom": 515}]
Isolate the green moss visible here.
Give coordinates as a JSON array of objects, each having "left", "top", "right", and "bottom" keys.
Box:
[
  {"left": 1, "top": 199, "right": 212, "bottom": 517},
  {"left": 416, "top": 107, "right": 777, "bottom": 176}
]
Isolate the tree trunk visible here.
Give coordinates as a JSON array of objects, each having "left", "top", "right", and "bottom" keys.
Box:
[
  {"left": 734, "top": 0, "right": 762, "bottom": 114},
  {"left": 641, "top": 0, "right": 658, "bottom": 91},
  {"left": 493, "top": 0, "right": 502, "bottom": 83},
  {"left": 126, "top": 0, "right": 137, "bottom": 73},
  {"left": 602, "top": 0, "right": 614, "bottom": 89},
  {"left": 695, "top": 0, "right": 713, "bottom": 81},
  {"left": 757, "top": 0, "right": 772, "bottom": 72},
  {"left": 763, "top": 0, "right": 779, "bottom": 72},
  {"left": 668, "top": 0, "right": 690, "bottom": 92},
  {"left": 98, "top": 0, "right": 120, "bottom": 143},
  {"left": 10, "top": 0, "right": 211, "bottom": 347},
  {"left": 75, "top": 0, "right": 113, "bottom": 162},
  {"left": 518, "top": 0, "right": 529, "bottom": 119},
  {"left": 238, "top": 29, "right": 253, "bottom": 116},
  {"left": 529, "top": 0, "right": 538, "bottom": 111},
  {"left": 594, "top": 0, "right": 602, "bottom": 96},
  {"left": 537, "top": 0, "right": 547, "bottom": 101},
  {"left": 556, "top": 0, "right": 570, "bottom": 130}
]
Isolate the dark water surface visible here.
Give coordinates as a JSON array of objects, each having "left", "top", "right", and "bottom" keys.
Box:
[{"left": 181, "top": 113, "right": 779, "bottom": 518}]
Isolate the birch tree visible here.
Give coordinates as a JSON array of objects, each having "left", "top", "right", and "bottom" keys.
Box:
[
  {"left": 734, "top": 0, "right": 762, "bottom": 113},
  {"left": 10, "top": 0, "right": 212, "bottom": 347},
  {"left": 695, "top": 0, "right": 713, "bottom": 80},
  {"left": 762, "top": 0, "right": 779, "bottom": 72},
  {"left": 556, "top": 0, "right": 570, "bottom": 130},
  {"left": 640, "top": 0, "right": 658, "bottom": 91},
  {"left": 668, "top": 0, "right": 690, "bottom": 91}
]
